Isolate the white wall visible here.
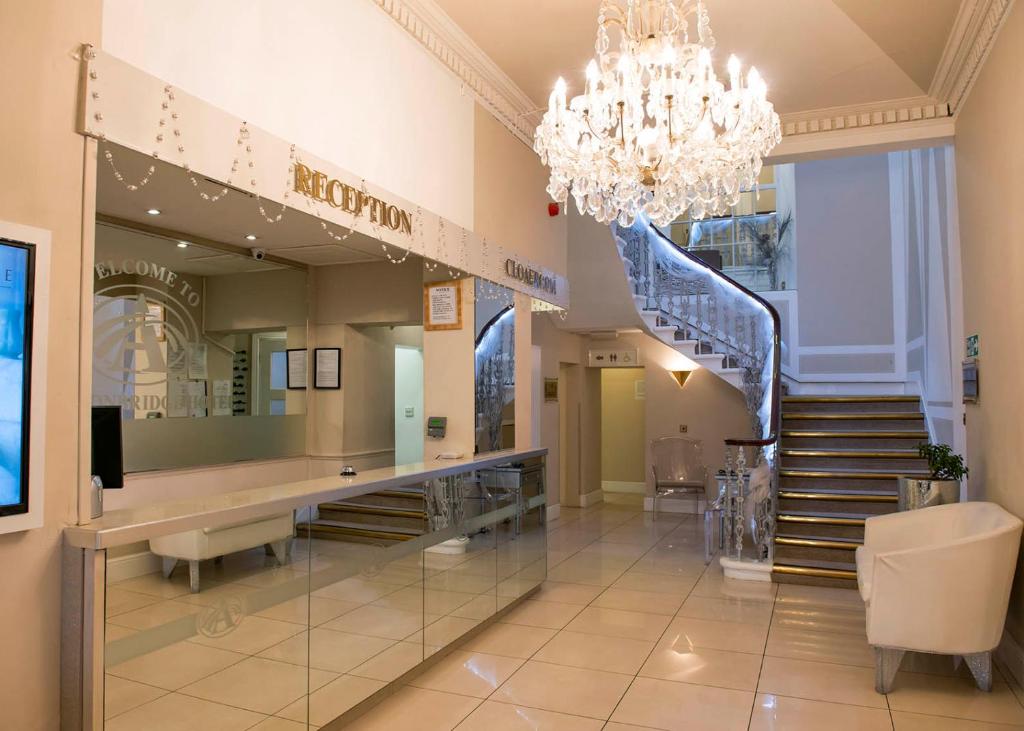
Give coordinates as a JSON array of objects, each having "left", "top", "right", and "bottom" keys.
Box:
[
  {"left": 101, "top": 0, "right": 475, "bottom": 229},
  {"left": 890, "top": 146, "right": 964, "bottom": 452},
  {"left": 394, "top": 346, "right": 424, "bottom": 465}
]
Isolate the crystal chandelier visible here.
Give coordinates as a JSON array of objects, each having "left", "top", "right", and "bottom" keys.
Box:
[{"left": 534, "top": 0, "right": 782, "bottom": 227}]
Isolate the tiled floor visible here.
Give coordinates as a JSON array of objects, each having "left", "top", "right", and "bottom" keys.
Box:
[{"left": 103, "top": 499, "right": 1024, "bottom": 730}]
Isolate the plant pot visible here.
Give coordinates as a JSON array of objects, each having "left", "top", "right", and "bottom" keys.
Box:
[{"left": 897, "top": 477, "right": 961, "bottom": 511}]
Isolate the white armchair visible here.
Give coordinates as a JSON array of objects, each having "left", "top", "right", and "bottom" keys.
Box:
[{"left": 856, "top": 501, "right": 1022, "bottom": 692}]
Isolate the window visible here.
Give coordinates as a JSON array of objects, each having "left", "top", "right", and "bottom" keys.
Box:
[{"left": 668, "top": 166, "right": 783, "bottom": 291}]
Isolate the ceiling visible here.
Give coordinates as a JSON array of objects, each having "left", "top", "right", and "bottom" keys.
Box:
[
  {"left": 96, "top": 143, "right": 394, "bottom": 268},
  {"left": 432, "top": 0, "right": 962, "bottom": 116}
]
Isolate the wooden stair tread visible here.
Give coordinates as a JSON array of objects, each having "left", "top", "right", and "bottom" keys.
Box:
[
  {"left": 781, "top": 448, "right": 922, "bottom": 457},
  {"left": 783, "top": 413, "right": 924, "bottom": 420},
  {"left": 777, "top": 512, "right": 869, "bottom": 526},
  {"left": 781, "top": 468, "right": 929, "bottom": 479},
  {"left": 772, "top": 562, "right": 858, "bottom": 581},
  {"left": 783, "top": 395, "right": 919, "bottom": 403},
  {"left": 778, "top": 490, "right": 897, "bottom": 502},
  {"left": 320, "top": 502, "right": 426, "bottom": 519},
  {"left": 775, "top": 536, "right": 861, "bottom": 550},
  {"left": 781, "top": 430, "right": 928, "bottom": 438}
]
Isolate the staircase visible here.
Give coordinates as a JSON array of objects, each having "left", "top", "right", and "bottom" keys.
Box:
[
  {"left": 772, "top": 395, "right": 929, "bottom": 587},
  {"left": 297, "top": 486, "right": 428, "bottom": 544}
]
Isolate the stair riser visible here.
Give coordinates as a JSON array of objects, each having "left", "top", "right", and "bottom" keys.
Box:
[
  {"left": 777, "top": 498, "right": 895, "bottom": 515},
  {"left": 782, "top": 436, "right": 928, "bottom": 449},
  {"left": 776, "top": 521, "right": 865, "bottom": 540},
  {"left": 782, "top": 400, "right": 920, "bottom": 414},
  {"left": 344, "top": 494, "right": 425, "bottom": 510},
  {"left": 781, "top": 474, "right": 907, "bottom": 490},
  {"left": 772, "top": 571, "right": 858, "bottom": 589},
  {"left": 781, "top": 455, "right": 929, "bottom": 471},
  {"left": 297, "top": 525, "right": 408, "bottom": 545},
  {"left": 316, "top": 509, "right": 426, "bottom": 530},
  {"left": 774, "top": 543, "right": 859, "bottom": 564},
  {"left": 782, "top": 416, "right": 925, "bottom": 430}
]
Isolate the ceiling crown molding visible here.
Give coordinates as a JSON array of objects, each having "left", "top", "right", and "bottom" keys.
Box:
[
  {"left": 930, "top": 0, "right": 1015, "bottom": 114},
  {"left": 373, "top": 0, "right": 539, "bottom": 145},
  {"left": 780, "top": 96, "right": 951, "bottom": 138}
]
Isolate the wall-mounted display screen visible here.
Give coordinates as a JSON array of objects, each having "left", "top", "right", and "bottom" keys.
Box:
[{"left": 0, "top": 239, "right": 35, "bottom": 516}]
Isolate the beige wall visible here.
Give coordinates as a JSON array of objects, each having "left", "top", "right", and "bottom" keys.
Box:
[
  {"left": 597, "top": 333, "right": 754, "bottom": 497},
  {"left": 313, "top": 261, "right": 422, "bottom": 326},
  {"left": 423, "top": 278, "right": 476, "bottom": 459},
  {"left": 532, "top": 314, "right": 587, "bottom": 506},
  {"left": 205, "top": 268, "right": 308, "bottom": 332},
  {"left": 473, "top": 104, "right": 567, "bottom": 277},
  {"left": 0, "top": 3, "right": 102, "bottom": 727},
  {"left": 600, "top": 369, "right": 646, "bottom": 485},
  {"left": 955, "top": 1, "right": 1024, "bottom": 646}
]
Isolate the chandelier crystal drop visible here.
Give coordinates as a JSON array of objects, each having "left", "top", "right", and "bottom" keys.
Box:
[{"left": 534, "top": 0, "right": 782, "bottom": 227}]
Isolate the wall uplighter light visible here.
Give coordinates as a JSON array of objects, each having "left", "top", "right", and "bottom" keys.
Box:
[{"left": 670, "top": 370, "right": 693, "bottom": 388}]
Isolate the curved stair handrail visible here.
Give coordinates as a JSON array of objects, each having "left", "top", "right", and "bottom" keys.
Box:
[{"left": 614, "top": 216, "right": 782, "bottom": 566}]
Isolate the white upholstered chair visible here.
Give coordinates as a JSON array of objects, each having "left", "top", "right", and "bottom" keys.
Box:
[{"left": 856, "top": 501, "right": 1022, "bottom": 692}]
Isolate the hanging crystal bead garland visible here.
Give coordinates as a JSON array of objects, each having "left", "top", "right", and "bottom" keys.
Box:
[
  {"left": 162, "top": 85, "right": 233, "bottom": 203},
  {"left": 88, "top": 46, "right": 161, "bottom": 192},
  {"left": 534, "top": 0, "right": 782, "bottom": 227}
]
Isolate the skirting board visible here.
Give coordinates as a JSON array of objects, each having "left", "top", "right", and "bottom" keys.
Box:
[
  {"left": 106, "top": 550, "right": 162, "bottom": 583},
  {"left": 602, "top": 481, "right": 646, "bottom": 494},
  {"left": 579, "top": 489, "right": 604, "bottom": 507},
  {"left": 546, "top": 504, "right": 561, "bottom": 522},
  {"left": 643, "top": 496, "right": 705, "bottom": 514}
]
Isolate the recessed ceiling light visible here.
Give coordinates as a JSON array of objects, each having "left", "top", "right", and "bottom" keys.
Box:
[
  {"left": 146, "top": 208, "right": 161, "bottom": 216},
  {"left": 245, "top": 234, "right": 258, "bottom": 241},
  {"left": 177, "top": 241, "right": 189, "bottom": 249}
]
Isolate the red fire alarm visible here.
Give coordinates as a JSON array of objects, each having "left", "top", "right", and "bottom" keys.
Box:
[{"left": 548, "top": 201, "right": 560, "bottom": 217}]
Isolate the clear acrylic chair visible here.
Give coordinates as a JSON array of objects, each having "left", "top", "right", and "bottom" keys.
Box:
[{"left": 650, "top": 436, "right": 716, "bottom": 561}]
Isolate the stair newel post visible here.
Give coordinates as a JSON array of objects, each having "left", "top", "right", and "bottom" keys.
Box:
[
  {"left": 695, "top": 285, "right": 705, "bottom": 349},
  {"left": 708, "top": 291, "right": 718, "bottom": 349},
  {"left": 723, "top": 445, "right": 735, "bottom": 556},
  {"left": 734, "top": 445, "right": 748, "bottom": 559}
]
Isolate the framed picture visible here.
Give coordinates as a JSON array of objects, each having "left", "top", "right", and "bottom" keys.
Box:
[
  {"left": 424, "top": 280, "right": 463, "bottom": 331},
  {"left": 286, "top": 348, "right": 308, "bottom": 389},
  {"left": 544, "top": 378, "right": 558, "bottom": 402},
  {"left": 314, "top": 347, "right": 342, "bottom": 389}
]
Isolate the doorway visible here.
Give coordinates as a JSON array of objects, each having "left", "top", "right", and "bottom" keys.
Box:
[
  {"left": 394, "top": 345, "right": 424, "bottom": 465},
  {"left": 253, "top": 331, "right": 287, "bottom": 416},
  {"left": 600, "top": 367, "right": 646, "bottom": 499}
]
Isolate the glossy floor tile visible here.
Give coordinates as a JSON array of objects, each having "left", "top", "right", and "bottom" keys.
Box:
[{"left": 104, "top": 503, "right": 1024, "bottom": 730}]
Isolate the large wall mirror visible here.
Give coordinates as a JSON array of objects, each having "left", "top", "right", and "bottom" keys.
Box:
[
  {"left": 474, "top": 279, "right": 515, "bottom": 454},
  {"left": 92, "top": 221, "right": 308, "bottom": 471}
]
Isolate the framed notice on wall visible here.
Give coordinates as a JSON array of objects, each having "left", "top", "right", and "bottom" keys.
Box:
[
  {"left": 314, "top": 348, "right": 341, "bottom": 389},
  {"left": 424, "top": 280, "right": 462, "bottom": 331},
  {"left": 286, "top": 348, "right": 308, "bottom": 389}
]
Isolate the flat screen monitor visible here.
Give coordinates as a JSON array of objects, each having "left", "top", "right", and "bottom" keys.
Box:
[
  {"left": 0, "top": 239, "right": 34, "bottom": 517},
  {"left": 91, "top": 406, "right": 124, "bottom": 490}
]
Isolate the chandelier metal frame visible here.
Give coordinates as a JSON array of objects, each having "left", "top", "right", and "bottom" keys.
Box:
[{"left": 534, "top": 0, "right": 782, "bottom": 227}]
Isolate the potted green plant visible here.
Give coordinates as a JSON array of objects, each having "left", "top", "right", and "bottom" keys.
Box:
[{"left": 898, "top": 443, "right": 968, "bottom": 511}]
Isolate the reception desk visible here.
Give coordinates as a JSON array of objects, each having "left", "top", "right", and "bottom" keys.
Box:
[{"left": 62, "top": 449, "right": 547, "bottom": 730}]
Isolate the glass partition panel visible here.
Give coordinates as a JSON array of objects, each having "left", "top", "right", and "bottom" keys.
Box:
[
  {"left": 92, "top": 222, "right": 308, "bottom": 472},
  {"left": 483, "top": 456, "right": 547, "bottom": 609},
  {"left": 474, "top": 280, "right": 515, "bottom": 455},
  {"left": 100, "top": 456, "right": 546, "bottom": 728},
  {"left": 422, "top": 472, "right": 497, "bottom": 655},
  {"left": 103, "top": 506, "right": 312, "bottom": 727}
]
